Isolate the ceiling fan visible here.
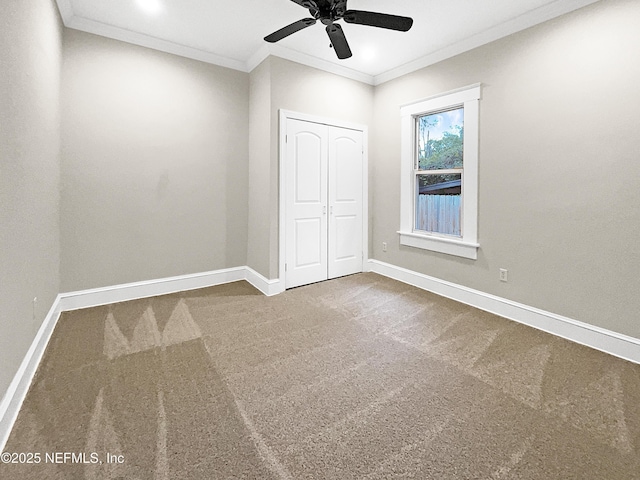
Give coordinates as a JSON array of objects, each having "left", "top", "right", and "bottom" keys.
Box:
[{"left": 264, "top": 0, "right": 414, "bottom": 60}]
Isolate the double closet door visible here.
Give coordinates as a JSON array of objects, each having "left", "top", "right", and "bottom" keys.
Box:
[{"left": 285, "top": 118, "right": 364, "bottom": 289}]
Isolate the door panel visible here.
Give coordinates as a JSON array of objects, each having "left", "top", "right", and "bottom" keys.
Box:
[
  {"left": 295, "top": 133, "right": 323, "bottom": 203},
  {"left": 334, "top": 140, "right": 360, "bottom": 202},
  {"left": 285, "top": 119, "right": 328, "bottom": 289},
  {"left": 328, "top": 128, "right": 363, "bottom": 279},
  {"left": 295, "top": 218, "right": 322, "bottom": 267},
  {"left": 285, "top": 118, "right": 363, "bottom": 289},
  {"left": 333, "top": 214, "right": 358, "bottom": 260}
]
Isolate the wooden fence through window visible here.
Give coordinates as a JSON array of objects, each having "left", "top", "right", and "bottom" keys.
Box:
[{"left": 416, "top": 194, "right": 461, "bottom": 236}]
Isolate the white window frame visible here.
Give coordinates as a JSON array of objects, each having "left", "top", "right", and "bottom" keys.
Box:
[{"left": 398, "top": 84, "right": 481, "bottom": 260}]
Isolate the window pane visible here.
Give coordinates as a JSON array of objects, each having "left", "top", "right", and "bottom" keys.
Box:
[
  {"left": 417, "top": 107, "right": 464, "bottom": 170},
  {"left": 415, "top": 174, "right": 461, "bottom": 236}
]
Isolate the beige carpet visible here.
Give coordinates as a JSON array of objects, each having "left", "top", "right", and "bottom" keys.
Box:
[{"left": 1, "top": 273, "right": 639, "bottom": 479}]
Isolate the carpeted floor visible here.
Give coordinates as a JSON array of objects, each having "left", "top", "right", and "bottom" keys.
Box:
[{"left": 1, "top": 273, "right": 639, "bottom": 479}]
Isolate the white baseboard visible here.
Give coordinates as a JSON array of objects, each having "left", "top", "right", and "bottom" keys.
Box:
[
  {"left": 0, "top": 295, "right": 63, "bottom": 452},
  {"left": 368, "top": 259, "right": 640, "bottom": 365},
  {"left": 58, "top": 267, "right": 248, "bottom": 312},
  {"left": 0, "top": 265, "right": 283, "bottom": 452},
  {"left": 245, "top": 267, "right": 284, "bottom": 296}
]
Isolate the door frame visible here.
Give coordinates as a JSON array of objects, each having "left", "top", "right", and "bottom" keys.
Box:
[{"left": 278, "top": 109, "right": 369, "bottom": 290}]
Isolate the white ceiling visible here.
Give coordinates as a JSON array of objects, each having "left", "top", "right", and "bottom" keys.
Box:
[{"left": 56, "top": 0, "right": 600, "bottom": 85}]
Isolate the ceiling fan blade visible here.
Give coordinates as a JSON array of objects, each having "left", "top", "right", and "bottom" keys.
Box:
[
  {"left": 264, "top": 18, "right": 316, "bottom": 43},
  {"left": 289, "top": 0, "right": 318, "bottom": 8},
  {"left": 343, "top": 10, "right": 413, "bottom": 32},
  {"left": 326, "top": 24, "right": 352, "bottom": 59}
]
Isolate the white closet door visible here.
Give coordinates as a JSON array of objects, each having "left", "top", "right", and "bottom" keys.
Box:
[
  {"left": 285, "top": 119, "right": 328, "bottom": 289},
  {"left": 328, "top": 127, "right": 363, "bottom": 279}
]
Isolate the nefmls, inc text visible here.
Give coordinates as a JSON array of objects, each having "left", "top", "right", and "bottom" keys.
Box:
[{"left": 1, "top": 451, "right": 125, "bottom": 465}]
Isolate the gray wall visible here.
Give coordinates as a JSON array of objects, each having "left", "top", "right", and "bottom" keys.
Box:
[
  {"left": 371, "top": 0, "right": 640, "bottom": 338},
  {"left": 61, "top": 30, "right": 250, "bottom": 291},
  {"left": 247, "top": 58, "right": 273, "bottom": 278},
  {"left": 247, "top": 57, "right": 374, "bottom": 278},
  {"left": 0, "top": 0, "right": 62, "bottom": 398}
]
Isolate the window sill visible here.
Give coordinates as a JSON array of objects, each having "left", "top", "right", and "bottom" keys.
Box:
[{"left": 397, "top": 231, "right": 479, "bottom": 260}]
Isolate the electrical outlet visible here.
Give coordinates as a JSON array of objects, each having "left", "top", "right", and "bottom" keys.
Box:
[
  {"left": 499, "top": 269, "right": 508, "bottom": 282},
  {"left": 382, "top": 242, "right": 387, "bottom": 252}
]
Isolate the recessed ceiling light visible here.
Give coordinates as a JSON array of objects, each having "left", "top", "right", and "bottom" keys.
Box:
[{"left": 137, "top": 0, "right": 163, "bottom": 15}]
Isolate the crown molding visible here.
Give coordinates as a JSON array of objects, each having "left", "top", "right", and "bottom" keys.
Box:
[
  {"left": 373, "top": 0, "right": 601, "bottom": 85},
  {"left": 55, "top": 0, "right": 247, "bottom": 71},
  {"left": 56, "top": 0, "right": 600, "bottom": 86},
  {"left": 55, "top": 0, "right": 74, "bottom": 19},
  {"left": 250, "top": 43, "right": 375, "bottom": 85},
  {"left": 246, "top": 44, "right": 271, "bottom": 72},
  {"left": 64, "top": 15, "right": 248, "bottom": 71}
]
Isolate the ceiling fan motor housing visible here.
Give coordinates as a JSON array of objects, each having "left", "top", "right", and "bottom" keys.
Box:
[{"left": 307, "top": 0, "right": 347, "bottom": 24}]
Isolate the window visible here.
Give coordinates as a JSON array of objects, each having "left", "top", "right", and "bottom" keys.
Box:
[
  {"left": 416, "top": 107, "right": 464, "bottom": 236},
  {"left": 399, "top": 84, "right": 480, "bottom": 260}
]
